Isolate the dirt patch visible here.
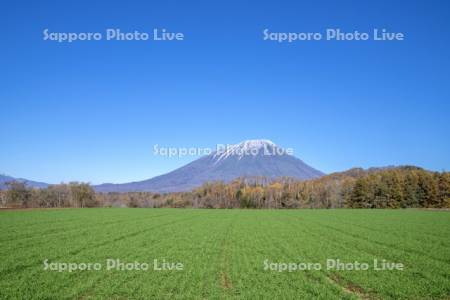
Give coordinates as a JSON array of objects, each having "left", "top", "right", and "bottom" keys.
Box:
[
  {"left": 327, "top": 273, "right": 375, "bottom": 300},
  {"left": 220, "top": 271, "right": 232, "bottom": 290}
]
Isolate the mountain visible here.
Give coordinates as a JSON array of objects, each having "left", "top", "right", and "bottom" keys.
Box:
[
  {"left": 95, "top": 139, "right": 324, "bottom": 193},
  {"left": 0, "top": 174, "right": 49, "bottom": 190}
]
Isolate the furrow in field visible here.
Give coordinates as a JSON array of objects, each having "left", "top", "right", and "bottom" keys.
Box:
[
  {"left": 0, "top": 214, "right": 166, "bottom": 273},
  {"left": 1, "top": 211, "right": 207, "bottom": 299},
  {"left": 4, "top": 214, "right": 189, "bottom": 297},
  {"left": 266, "top": 213, "right": 363, "bottom": 299},
  {"left": 2, "top": 209, "right": 449, "bottom": 299},
  {"left": 1, "top": 212, "right": 176, "bottom": 252},
  {"left": 0, "top": 211, "right": 198, "bottom": 277},
  {"left": 0, "top": 209, "right": 173, "bottom": 243},
  {"left": 305, "top": 217, "right": 450, "bottom": 266},
  {"left": 283, "top": 212, "right": 450, "bottom": 272},
  {"left": 271, "top": 213, "right": 385, "bottom": 299},
  {"left": 319, "top": 215, "right": 450, "bottom": 252},
  {"left": 326, "top": 273, "right": 373, "bottom": 300},
  {"left": 72, "top": 211, "right": 229, "bottom": 299},
  {"left": 217, "top": 212, "right": 235, "bottom": 295},
  {"left": 281, "top": 213, "right": 449, "bottom": 299},
  {"left": 228, "top": 211, "right": 351, "bottom": 299}
]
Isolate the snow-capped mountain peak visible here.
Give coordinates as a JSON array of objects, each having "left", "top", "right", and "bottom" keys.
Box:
[
  {"left": 213, "top": 139, "right": 280, "bottom": 163},
  {"left": 239, "top": 139, "right": 275, "bottom": 149}
]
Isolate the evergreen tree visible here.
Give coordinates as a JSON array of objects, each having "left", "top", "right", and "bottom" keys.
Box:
[{"left": 350, "top": 178, "right": 371, "bottom": 208}]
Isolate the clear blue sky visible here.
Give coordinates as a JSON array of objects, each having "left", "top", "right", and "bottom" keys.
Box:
[{"left": 1, "top": 0, "right": 449, "bottom": 184}]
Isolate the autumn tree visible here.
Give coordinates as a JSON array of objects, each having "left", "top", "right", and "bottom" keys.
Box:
[
  {"left": 69, "top": 182, "right": 96, "bottom": 208},
  {"left": 5, "top": 181, "right": 32, "bottom": 208}
]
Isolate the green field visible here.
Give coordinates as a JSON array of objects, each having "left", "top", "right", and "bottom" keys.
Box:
[{"left": 1, "top": 209, "right": 449, "bottom": 299}]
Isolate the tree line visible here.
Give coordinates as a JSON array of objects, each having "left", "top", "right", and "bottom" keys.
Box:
[
  {"left": 0, "top": 182, "right": 96, "bottom": 208},
  {"left": 1, "top": 166, "right": 449, "bottom": 209}
]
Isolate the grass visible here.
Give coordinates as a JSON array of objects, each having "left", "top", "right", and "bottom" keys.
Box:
[{"left": 0, "top": 208, "right": 449, "bottom": 299}]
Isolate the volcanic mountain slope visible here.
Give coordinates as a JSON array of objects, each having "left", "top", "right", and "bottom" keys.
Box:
[{"left": 95, "top": 140, "right": 324, "bottom": 193}]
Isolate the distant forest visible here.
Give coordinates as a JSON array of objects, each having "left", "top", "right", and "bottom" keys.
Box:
[{"left": 1, "top": 166, "right": 449, "bottom": 209}]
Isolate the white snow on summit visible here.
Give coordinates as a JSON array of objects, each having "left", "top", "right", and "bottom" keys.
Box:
[{"left": 213, "top": 139, "right": 279, "bottom": 163}]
